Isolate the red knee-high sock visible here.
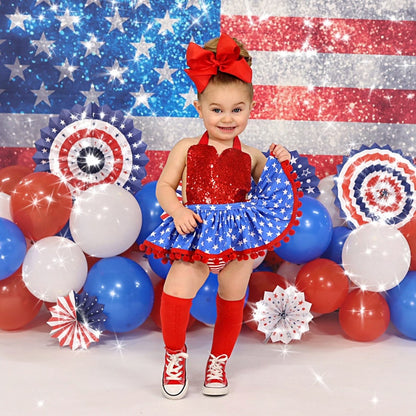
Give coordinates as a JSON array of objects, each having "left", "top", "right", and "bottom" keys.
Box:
[
  {"left": 160, "top": 292, "right": 193, "bottom": 351},
  {"left": 210, "top": 295, "right": 245, "bottom": 357}
]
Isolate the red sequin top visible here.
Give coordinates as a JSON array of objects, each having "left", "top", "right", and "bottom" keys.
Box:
[{"left": 185, "top": 131, "right": 252, "bottom": 205}]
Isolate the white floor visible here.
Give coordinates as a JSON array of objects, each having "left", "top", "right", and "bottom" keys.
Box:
[{"left": 1, "top": 306, "right": 415, "bottom": 416}]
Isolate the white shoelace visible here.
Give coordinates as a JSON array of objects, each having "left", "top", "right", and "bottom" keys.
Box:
[
  {"left": 165, "top": 352, "right": 188, "bottom": 382},
  {"left": 206, "top": 354, "right": 228, "bottom": 381}
]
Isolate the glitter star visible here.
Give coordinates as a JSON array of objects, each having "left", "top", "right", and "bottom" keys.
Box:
[
  {"left": 134, "top": 0, "right": 151, "bottom": 8},
  {"left": 155, "top": 61, "right": 177, "bottom": 84},
  {"left": 106, "top": 9, "right": 128, "bottom": 33},
  {"left": 186, "top": 0, "right": 202, "bottom": 9},
  {"left": 105, "top": 59, "right": 128, "bottom": 84},
  {"left": 81, "top": 84, "right": 104, "bottom": 106},
  {"left": 155, "top": 11, "right": 179, "bottom": 34},
  {"left": 56, "top": 9, "right": 80, "bottom": 32},
  {"left": 5, "top": 57, "right": 29, "bottom": 81},
  {"left": 81, "top": 34, "right": 104, "bottom": 57},
  {"left": 31, "top": 32, "right": 55, "bottom": 56},
  {"left": 55, "top": 58, "right": 79, "bottom": 82},
  {"left": 85, "top": 0, "right": 102, "bottom": 7},
  {"left": 131, "top": 36, "right": 155, "bottom": 60},
  {"left": 130, "top": 85, "right": 154, "bottom": 109},
  {"left": 31, "top": 82, "right": 54, "bottom": 106},
  {"left": 180, "top": 86, "right": 196, "bottom": 108},
  {"left": 6, "top": 7, "right": 31, "bottom": 31}
]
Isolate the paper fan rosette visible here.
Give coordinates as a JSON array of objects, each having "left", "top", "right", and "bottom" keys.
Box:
[
  {"left": 33, "top": 103, "right": 148, "bottom": 196},
  {"left": 334, "top": 144, "right": 416, "bottom": 228},
  {"left": 47, "top": 291, "right": 107, "bottom": 350},
  {"left": 253, "top": 285, "right": 313, "bottom": 344}
]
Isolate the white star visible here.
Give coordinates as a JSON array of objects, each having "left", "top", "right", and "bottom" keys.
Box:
[
  {"left": 85, "top": 0, "right": 102, "bottom": 7},
  {"left": 306, "top": 186, "right": 316, "bottom": 194},
  {"left": 31, "top": 32, "right": 55, "bottom": 56},
  {"left": 81, "top": 84, "right": 104, "bottom": 106},
  {"left": 155, "top": 61, "right": 177, "bottom": 84},
  {"left": 130, "top": 85, "right": 154, "bottom": 109},
  {"left": 35, "top": 0, "right": 52, "bottom": 5},
  {"left": 6, "top": 7, "right": 31, "bottom": 31},
  {"left": 5, "top": 57, "right": 29, "bottom": 81},
  {"left": 81, "top": 34, "right": 104, "bottom": 57},
  {"left": 186, "top": 0, "right": 202, "bottom": 9},
  {"left": 55, "top": 58, "right": 78, "bottom": 82},
  {"left": 155, "top": 11, "right": 178, "bottom": 34},
  {"left": 105, "top": 59, "right": 128, "bottom": 84},
  {"left": 134, "top": 0, "right": 151, "bottom": 8},
  {"left": 106, "top": 9, "right": 128, "bottom": 33},
  {"left": 31, "top": 82, "right": 54, "bottom": 106},
  {"left": 131, "top": 36, "right": 154, "bottom": 60},
  {"left": 56, "top": 9, "right": 80, "bottom": 32},
  {"left": 180, "top": 86, "right": 197, "bottom": 109}
]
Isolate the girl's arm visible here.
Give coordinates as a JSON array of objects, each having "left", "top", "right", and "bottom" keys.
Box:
[{"left": 156, "top": 140, "right": 203, "bottom": 235}]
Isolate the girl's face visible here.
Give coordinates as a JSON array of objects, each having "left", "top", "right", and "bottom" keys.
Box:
[{"left": 193, "top": 81, "right": 254, "bottom": 143}]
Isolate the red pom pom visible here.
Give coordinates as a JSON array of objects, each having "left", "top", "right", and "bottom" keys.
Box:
[{"left": 283, "top": 236, "right": 290, "bottom": 243}]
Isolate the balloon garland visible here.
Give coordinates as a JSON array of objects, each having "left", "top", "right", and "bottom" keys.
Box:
[{"left": 33, "top": 103, "right": 149, "bottom": 197}]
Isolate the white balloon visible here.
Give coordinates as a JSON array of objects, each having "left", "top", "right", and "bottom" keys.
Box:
[
  {"left": 0, "top": 192, "right": 12, "bottom": 221},
  {"left": 317, "top": 175, "right": 347, "bottom": 228},
  {"left": 342, "top": 222, "right": 411, "bottom": 291},
  {"left": 22, "top": 236, "right": 88, "bottom": 302},
  {"left": 70, "top": 184, "right": 142, "bottom": 257}
]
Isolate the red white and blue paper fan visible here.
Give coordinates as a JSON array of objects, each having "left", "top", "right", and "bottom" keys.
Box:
[
  {"left": 253, "top": 285, "right": 313, "bottom": 344},
  {"left": 47, "top": 290, "right": 107, "bottom": 350},
  {"left": 33, "top": 103, "right": 148, "bottom": 196},
  {"left": 334, "top": 144, "right": 416, "bottom": 229}
]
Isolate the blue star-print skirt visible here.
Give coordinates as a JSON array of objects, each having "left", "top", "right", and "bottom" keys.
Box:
[{"left": 140, "top": 157, "right": 302, "bottom": 268}]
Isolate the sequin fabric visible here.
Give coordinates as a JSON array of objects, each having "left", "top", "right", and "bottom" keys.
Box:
[{"left": 186, "top": 132, "right": 252, "bottom": 205}]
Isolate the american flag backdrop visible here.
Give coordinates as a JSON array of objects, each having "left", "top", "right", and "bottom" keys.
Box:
[{"left": 0, "top": 0, "right": 415, "bottom": 181}]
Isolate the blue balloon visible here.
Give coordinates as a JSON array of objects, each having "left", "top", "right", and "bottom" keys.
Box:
[
  {"left": 134, "top": 181, "right": 164, "bottom": 244},
  {"left": 0, "top": 218, "right": 27, "bottom": 280},
  {"left": 56, "top": 220, "right": 73, "bottom": 241},
  {"left": 83, "top": 256, "right": 154, "bottom": 333},
  {"left": 191, "top": 273, "right": 219, "bottom": 325},
  {"left": 387, "top": 271, "right": 416, "bottom": 339},
  {"left": 148, "top": 253, "right": 171, "bottom": 279},
  {"left": 275, "top": 196, "right": 333, "bottom": 264},
  {"left": 321, "top": 226, "right": 352, "bottom": 265},
  {"left": 190, "top": 273, "right": 249, "bottom": 326}
]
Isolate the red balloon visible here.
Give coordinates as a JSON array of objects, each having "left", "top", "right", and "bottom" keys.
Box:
[
  {"left": 339, "top": 289, "right": 390, "bottom": 342},
  {"left": 0, "top": 165, "right": 32, "bottom": 195},
  {"left": 10, "top": 172, "right": 73, "bottom": 241},
  {"left": 296, "top": 258, "right": 349, "bottom": 314},
  {"left": 150, "top": 280, "right": 196, "bottom": 330},
  {"left": 244, "top": 271, "right": 289, "bottom": 331},
  {"left": 399, "top": 216, "right": 416, "bottom": 271},
  {"left": 0, "top": 267, "right": 43, "bottom": 330}
]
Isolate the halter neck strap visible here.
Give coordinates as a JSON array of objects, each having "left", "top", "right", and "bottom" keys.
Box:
[{"left": 199, "top": 131, "right": 242, "bottom": 150}]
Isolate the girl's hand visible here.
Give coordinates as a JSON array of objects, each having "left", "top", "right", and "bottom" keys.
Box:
[
  {"left": 269, "top": 143, "right": 290, "bottom": 163},
  {"left": 171, "top": 206, "right": 203, "bottom": 235}
]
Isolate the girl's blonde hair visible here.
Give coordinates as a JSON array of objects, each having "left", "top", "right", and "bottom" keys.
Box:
[{"left": 198, "top": 36, "right": 253, "bottom": 100}]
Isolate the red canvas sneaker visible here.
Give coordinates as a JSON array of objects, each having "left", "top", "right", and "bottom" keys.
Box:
[
  {"left": 162, "top": 346, "right": 188, "bottom": 400},
  {"left": 202, "top": 354, "right": 229, "bottom": 396}
]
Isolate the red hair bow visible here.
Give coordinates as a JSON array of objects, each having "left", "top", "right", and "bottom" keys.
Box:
[{"left": 185, "top": 33, "right": 252, "bottom": 93}]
